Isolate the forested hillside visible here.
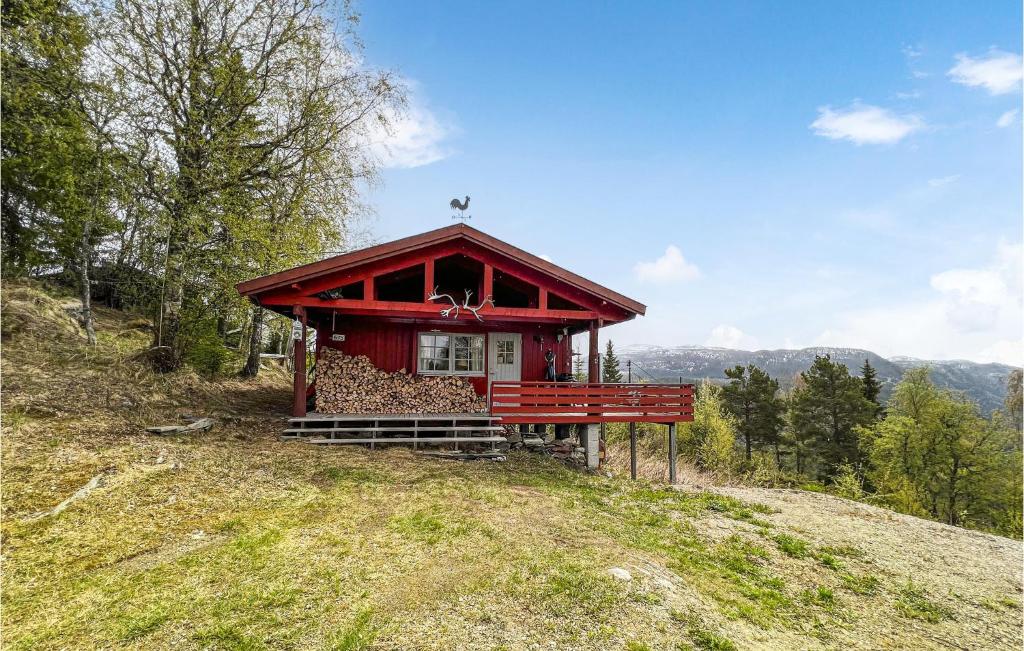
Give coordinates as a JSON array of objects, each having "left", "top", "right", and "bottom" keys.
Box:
[
  {"left": 612, "top": 345, "right": 1019, "bottom": 413},
  {"left": 595, "top": 340, "right": 1023, "bottom": 539}
]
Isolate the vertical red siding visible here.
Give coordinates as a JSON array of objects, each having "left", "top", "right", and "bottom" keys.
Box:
[{"left": 315, "top": 316, "right": 572, "bottom": 396}]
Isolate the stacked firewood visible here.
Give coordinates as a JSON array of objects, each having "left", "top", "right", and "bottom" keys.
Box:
[{"left": 314, "top": 349, "right": 487, "bottom": 414}]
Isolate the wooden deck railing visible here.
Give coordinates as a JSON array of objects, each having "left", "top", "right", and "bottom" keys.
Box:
[{"left": 490, "top": 381, "right": 695, "bottom": 424}]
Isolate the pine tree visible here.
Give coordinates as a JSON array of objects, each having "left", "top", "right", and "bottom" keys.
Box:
[
  {"left": 789, "top": 355, "right": 876, "bottom": 478},
  {"left": 722, "top": 364, "right": 785, "bottom": 461},
  {"left": 2, "top": 0, "right": 121, "bottom": 344},
  {"left": 2, "top": 0, "right": 93, "bottom": 275},
  {"left": 572, "top": 348, "right": 586, "bottom": 382},
  {"left": 861, "top": 359, "right": 883, "bottom": 416},
  {"left": 602, "top": 340, "right": 623, "bottom": 383}
]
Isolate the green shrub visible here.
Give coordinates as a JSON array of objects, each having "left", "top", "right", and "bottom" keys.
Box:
[
  {"left": 832, "top": 463, "right": 867, "bottom": 501},
  {"left": 182, "top": 319, "right": 231, "bottom": 375}
]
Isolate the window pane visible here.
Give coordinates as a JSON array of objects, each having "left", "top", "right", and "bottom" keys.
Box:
[
  {"left": 470, "top": 335, "right": 484, "bottom": 370},
  {"left": 419, "top": 333, "right": 451, "bottom": 373},
  {"left": 419, "top": 333, "right": 484, "bottom": 374}
]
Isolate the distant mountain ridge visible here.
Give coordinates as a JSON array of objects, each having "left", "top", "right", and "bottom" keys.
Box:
[{"left": 605, "top": 345, "right": 1019, "bottom": 414}]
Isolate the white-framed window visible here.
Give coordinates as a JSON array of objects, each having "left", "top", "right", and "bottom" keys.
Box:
[
  {"left": 418, "top": 333, "right": 484, "bottom": 375},
  {"left": 496, "top": 339, "right": 515, "bottom": 365}
]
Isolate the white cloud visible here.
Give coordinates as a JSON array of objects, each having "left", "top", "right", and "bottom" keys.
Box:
[
  {"left": 538, "top": 253, "right": 553, "bottom": 263},
  {"left": 705, "top": 325, "right": 758, "bottom": 350},
  {"left": 902, "top": 44, "right": 929, "bottom": 79},
  {"left": 997, "top": 109, "right": 1019, "bottom": 128},
  {"left": 810, "top": 103, "right": 924, "bottom": 145},
  {"left": 633, "top": 245, "right": 700, "bottom": 283},
  {"left": 367, "top": 96, "right": 454, "bottom": 169},
  {"left": 927, "top": 174, "right": 960, "bottom": 188},
  {"left": 814, "top": 242, "right": 1023, "bottom": 365},
  {"left": 902, "top": 45, "right": 923, "bottom": 59},
  {"left": 948, "top": 49, "right": 1023, "bottom": 95}
]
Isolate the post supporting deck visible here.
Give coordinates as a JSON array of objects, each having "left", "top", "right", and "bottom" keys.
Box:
[
  {"left": 292, "top": 305, "right": 307, "bottom": 417},
  {"left": 583, "top": 424, "right": 600, "bottom": 470},
  {"left": 629, "top": 423, "right": 638, "bottom": 480},
  {"left": 667, "top": 422, "right": 677, "bottom": 484}
]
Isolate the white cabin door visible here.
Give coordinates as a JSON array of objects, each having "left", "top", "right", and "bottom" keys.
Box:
[{"left": 488, "top": 333, "right": 522, "bottom": 385}]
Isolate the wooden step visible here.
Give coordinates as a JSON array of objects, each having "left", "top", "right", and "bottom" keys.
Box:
[
  {"left": 284, "top": 425, "right": 506, "bottom": 435},
  {"left": 305, "top": 436, "right": 507, "bottom": 445},
  {"left": 289, "top": 413, "right": 498, "bottom": 423}
]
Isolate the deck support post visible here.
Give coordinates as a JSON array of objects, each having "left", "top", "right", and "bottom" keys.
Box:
[
  {"left": 629, "top": 423, "right": 638, "bottom": 480},
  {"left": 667, "top": 422, "right": 677, "bottom": 484},
  {"left": 292, "top": 305, "right": 307, "bottom": 417},
  {"left": 583, "top": 424, "right": 600, "bottom": 470}
]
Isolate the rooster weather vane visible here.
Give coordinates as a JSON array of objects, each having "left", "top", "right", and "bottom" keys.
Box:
[
  {"left": 427, "top": 287, "right": 494, "bottom": 321},
  {"left": 449, "top": 195, "right": 471, "bottom": 222}
]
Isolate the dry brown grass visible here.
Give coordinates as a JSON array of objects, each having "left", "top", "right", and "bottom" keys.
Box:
[{"left": 1, "top": 282, "right": 1021, "bottom": 650}]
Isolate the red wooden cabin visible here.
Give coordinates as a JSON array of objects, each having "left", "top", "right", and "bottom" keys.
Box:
[{"left": 237, "top": 224, "right": 693, "bottom": 475}]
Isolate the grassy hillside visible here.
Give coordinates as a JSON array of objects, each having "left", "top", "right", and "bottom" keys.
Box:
[{"left": 2, "top": 282, "right": 1021, "bottom": 650}]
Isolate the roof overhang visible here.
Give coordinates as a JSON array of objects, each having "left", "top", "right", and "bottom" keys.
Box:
[{"left": 237, "top": 224, "right": 646, "bottom": 320}]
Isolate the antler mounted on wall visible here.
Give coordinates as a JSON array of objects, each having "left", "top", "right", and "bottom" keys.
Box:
[
  {"left": 427, "top": 287, "right": 495, "bottom": 321},
  {"left": 462, "top": 288, "right": 495, "bottom": 321}
]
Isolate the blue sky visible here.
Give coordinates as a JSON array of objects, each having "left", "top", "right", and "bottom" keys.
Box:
[{"left": 351, "top": 1, "right": 1022, "bottom": 364}]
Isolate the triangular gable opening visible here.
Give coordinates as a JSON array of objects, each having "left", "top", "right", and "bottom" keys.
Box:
[
  {"left": 374, "top": 263, "right": 425, "bottom": 303},
  {"left": 315, "top": 279, "right": 363, "bottom": 301},
  {"left": 493, "top": 269, "right": 539, "bottom": 308},
  {"left": 434, "top": 254, "right": 484, "bottom": 301},
  {"left": 548, "top": 292, "right": 586, "bottom": 311}
]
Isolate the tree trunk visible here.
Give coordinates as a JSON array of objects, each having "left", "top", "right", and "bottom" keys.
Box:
[
  {"left": 78, "top": 220, "right": 97, "bottom": 346},
  {"left": 241, "top": 306, "right": 264, "bottom": 377},
  {"left": 744, "top": 401, "right": 753, "bottom": 460},
  {"left": 1, "top": 188, "right": 28, "bottom": 275},
  {"left": 153, "top": 236, "right": 185, "bottom": 371},
  {"left": 947, "top": 457, "right": 960, "bottom": 526},
  {"left": 285, "top": 330, "right": 295, "bottom": 372},
  {"left": 153, "top": 167, "right": 194, "bottom": 372}
]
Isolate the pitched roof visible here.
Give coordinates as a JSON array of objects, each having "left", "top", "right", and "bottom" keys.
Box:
[{"left": 236, "top": 224, "right": 646, "bottom": 315}]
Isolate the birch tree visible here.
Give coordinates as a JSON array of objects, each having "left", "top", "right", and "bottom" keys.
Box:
[
  {"left": 860, "top": 368, "right": 1021, "bottom": 535},
  {"left": 99, "top": 0, "right": 401, "bottom": 370}
]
